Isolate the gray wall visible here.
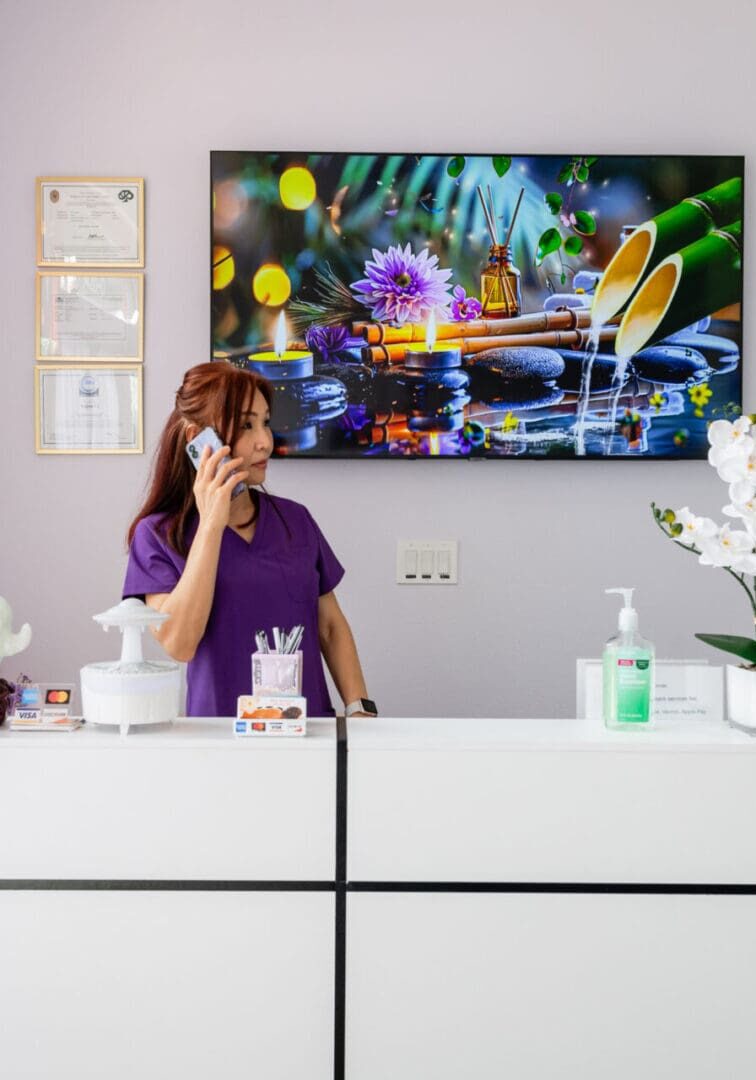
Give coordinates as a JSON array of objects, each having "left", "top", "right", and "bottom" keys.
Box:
[{"left": 1, "top": 0, "right": 753, "bottom": 717}]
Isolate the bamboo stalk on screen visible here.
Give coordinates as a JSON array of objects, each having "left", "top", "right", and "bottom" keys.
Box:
[
  {"left": 615, "top": 220, "right": 742, "bottom": 359},
  {"left": 591, "top": 176, "right": 742, "bottom": 326},
  {"left": 362, "top": 326, "right": 617, "bottom": 365},
  {"left": 352, "top": 309, "right": 596, "bottom": 346}
]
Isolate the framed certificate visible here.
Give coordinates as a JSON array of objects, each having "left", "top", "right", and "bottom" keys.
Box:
[
  {"left": 35, "top": 365, "right": 143, "bottom": 454},
  {"left": 37, "top": 177, "right": 144, "bottom": 267},
  {"left": 36, "top": 272, "right": 143, "bottom": 362}
]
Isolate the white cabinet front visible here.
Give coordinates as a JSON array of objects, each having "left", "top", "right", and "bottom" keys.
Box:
[
  {"left": 346, "top": 891, "right": 756, "bottom": 1080},
  {"left": 0, "top": 889, "right": 334, "bottom": 1080}
]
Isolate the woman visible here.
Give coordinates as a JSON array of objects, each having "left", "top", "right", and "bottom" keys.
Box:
[{"left": 123, "top": 362, "right": 376, "bottom": 720}]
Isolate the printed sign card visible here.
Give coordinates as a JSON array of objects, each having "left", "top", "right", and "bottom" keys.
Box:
[{"left": 577, "top": 659, "right": 723, "bottom": 723}]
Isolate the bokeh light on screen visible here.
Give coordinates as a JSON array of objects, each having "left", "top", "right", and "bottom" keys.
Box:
[
  {"left": 213, "top": 246, "right": 235, "bottom": 290},
  {"left": 279, "top": 166, "right": 316, "bottom": 210},
  {"left": 252, "top": 263, "right": 291, "bottom": 306},
  {"left": 214, "top": 180, "right": 248, "bottom": 229}
]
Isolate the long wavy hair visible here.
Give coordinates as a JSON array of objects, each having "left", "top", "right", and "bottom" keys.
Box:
[{"left": 127, "top": 363, "right": 273, "bottom": 557}]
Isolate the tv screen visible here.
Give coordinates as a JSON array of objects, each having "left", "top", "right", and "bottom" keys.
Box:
[{"left": 211, "top": 152, "right": 743, "bottom": 459}]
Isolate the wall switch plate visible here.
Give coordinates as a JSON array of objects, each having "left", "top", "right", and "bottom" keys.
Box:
[{"left": 396, "top": 540, "right": 458, "bottom": 585}]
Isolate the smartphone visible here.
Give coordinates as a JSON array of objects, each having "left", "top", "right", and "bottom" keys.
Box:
[{"left": 186, "top": 426, "right": 246, "bottom": 498}]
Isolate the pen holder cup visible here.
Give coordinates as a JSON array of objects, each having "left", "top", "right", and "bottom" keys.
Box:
[{"left": 251, "top": 651, "right": 303, "bottom": 696}]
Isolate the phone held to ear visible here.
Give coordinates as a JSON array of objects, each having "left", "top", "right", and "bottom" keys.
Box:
[{"left": 186, "top": 426, "right": 247, "bottom": 499}]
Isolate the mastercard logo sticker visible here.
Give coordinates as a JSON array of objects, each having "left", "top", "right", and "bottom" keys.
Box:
[{"left": 45, "top": 689, "right": 71, "bottom": 705}]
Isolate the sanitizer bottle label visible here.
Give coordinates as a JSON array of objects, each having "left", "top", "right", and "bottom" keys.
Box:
[{"left": 612, "top": 654, "right": 652, "bottom": 723}]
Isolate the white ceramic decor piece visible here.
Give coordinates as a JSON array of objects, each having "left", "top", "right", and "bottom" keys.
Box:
[
  {"left": 0, "top": 596, "right": 31, "bottom": 667},
  {"left": 80, "top": 598, "right": 181, "bottom": 735},
  {"left": 726, "top": 664, "right": 756, "bottom": 733}
]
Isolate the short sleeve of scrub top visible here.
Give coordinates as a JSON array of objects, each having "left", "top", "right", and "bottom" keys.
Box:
[{"left": 123, "top": 494, "right": 345, "bottom": 718}]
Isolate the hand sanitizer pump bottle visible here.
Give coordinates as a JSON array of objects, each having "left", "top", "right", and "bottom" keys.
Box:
[{"left": 603, "top": 588, "right": 654, "bottom": 729}]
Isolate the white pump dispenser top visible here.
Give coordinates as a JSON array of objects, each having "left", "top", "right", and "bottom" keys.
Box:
[{"left": 605, "top": 587, "right": 638, "bottom": 633}]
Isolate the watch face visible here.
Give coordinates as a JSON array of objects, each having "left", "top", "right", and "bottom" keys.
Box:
[{"left": 361, "top": 699, "right": 377, "bottom": 715}]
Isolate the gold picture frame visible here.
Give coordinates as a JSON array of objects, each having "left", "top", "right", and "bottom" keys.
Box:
[
  {"left": 37, "top": 177, "right": 144, "bottom": 267},
  {"left": 35, "top": 364, "right": 144, "bottom": 454},
  {"left": 36, "top": 271, "right": 144, "bottom": 363}
]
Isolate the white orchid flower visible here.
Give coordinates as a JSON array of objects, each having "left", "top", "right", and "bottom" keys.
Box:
[
  {"left": 708, "top": 417, "right": 753, "bottom": 449},
  {"left": 715, "top": 448, "right": 756, "bottom": 486},
  {"left": 723, "top": 480, "right": 756, "bottom": 528},
  {"left": 708, "top": 438, "right": 754, "bottom": 473},
  {"left": 674, "top": 506, "right": 718, "bottom": 548},
  {"left": 729, "top": 479, "right": 756, "bottom": 504},
  {"left": 707, "top": 419, "right": 754, "bottom": 473},
  {"left": 698, "top": 524, "right": 756, "bottom": 568}
]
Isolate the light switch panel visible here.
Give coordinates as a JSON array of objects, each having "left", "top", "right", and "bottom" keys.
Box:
[{"left": 396, "top": 540, "right": 458, "bottom": 585}]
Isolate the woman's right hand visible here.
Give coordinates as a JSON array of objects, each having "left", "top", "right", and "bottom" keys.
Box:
[{"left": 193, "top": 445, "right": 249, "bottom": 532}]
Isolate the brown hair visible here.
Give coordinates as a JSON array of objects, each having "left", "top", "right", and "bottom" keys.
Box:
[{"left": 127, "top": 362, "right": 273, "bottom": 557}]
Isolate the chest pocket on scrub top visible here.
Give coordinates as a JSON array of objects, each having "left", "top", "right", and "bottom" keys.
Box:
[{"left": 277, "top": 541, "right": 317, "bottom": 604}]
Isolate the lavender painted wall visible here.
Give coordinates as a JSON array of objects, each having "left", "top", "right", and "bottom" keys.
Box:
[{"left": 1, "top": 0, "right": 753, "bottom": 717}]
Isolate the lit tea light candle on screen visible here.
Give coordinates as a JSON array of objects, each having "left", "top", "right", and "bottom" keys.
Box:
[
  {"left": 247, "top": 311, "right": 314, "bottom": 379},
  {"left": 404, "top": 309, "right": 462, "bottom": 370}
]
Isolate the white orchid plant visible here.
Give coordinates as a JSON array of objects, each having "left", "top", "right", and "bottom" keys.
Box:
[{"left": 653, "top": 416, "right": 756, "bottom": 666}]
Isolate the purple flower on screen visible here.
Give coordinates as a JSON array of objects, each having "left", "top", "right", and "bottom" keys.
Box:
[
  {"left": 305, "top": 324, "right": 363, "bottom": 360},
  {"left": 350, "top": 243, "right": 452, "bottom": 327},
  {"left": 450, "top": 285, "right": 482, "bottom": 322}
]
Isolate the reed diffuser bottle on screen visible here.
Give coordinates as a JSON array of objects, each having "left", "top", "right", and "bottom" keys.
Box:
[
  {"left": 481, "top": 243, "right": 521, "bottom": 318},
  {"left": 476, "top": 184, "right": 525, "bottom": 319}
]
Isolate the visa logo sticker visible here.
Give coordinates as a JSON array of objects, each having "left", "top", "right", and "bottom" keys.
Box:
[{"left": 235, "top": 721, "right": 247, "bottom": 733}]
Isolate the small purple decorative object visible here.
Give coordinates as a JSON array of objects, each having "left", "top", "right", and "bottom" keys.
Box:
[
  {"left": 451, "top": 285, "right": 483, "bottom": 322},
  {"left": 305, "top": 325, "right": 365, "bottom": 361}
]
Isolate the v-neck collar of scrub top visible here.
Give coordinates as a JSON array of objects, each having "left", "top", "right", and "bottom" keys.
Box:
[{"left": 224, "top": 490, "right": 267, "bottom": 550}]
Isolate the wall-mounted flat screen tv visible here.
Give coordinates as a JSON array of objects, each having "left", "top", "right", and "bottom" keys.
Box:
[{"left": 211, "top": 152, "right": 743, "bottom": 459}]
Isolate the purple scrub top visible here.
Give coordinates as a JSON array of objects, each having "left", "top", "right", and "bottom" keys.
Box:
[{"left": 123, "top": 494, "right": 345, "bottom": 718}]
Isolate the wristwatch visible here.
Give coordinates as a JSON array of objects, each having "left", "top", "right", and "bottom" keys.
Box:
[{"left": 345, "top": 698, "right": 378, "bottom": 717}]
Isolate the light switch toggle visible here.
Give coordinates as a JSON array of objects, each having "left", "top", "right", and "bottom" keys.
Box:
[{"left": 396, "top": 541, "right": 458, "bottom": 585}]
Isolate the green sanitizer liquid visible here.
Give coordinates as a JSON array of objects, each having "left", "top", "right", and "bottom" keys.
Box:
[
  {"left": 603, "top": 588, "right": 654, "bottom": 729},
  {"left": 603, "top": 646, "right": 654, "bottom": 727}
]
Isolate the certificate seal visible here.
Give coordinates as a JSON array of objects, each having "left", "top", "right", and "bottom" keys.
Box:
[{"left": 49, "top": 189, "right": 59, "bottom": 203}]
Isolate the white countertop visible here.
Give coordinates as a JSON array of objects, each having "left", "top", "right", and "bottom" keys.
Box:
[
  {"left": 2, "top": 715, "right": 753, "bottom": 753},
  {"left": 346, "top": 715, "right": 756, "bottom": 752},
  {"left": 0, "top": 715, "right": 337, "bottom": 750}
]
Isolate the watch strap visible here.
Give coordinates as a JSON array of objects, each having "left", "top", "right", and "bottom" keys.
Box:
[{"left": 345, "top": 699, "right": 377, "bottom": 717}]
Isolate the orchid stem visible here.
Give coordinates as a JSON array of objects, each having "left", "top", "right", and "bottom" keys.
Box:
[{"left": 651, "top": 507, "right": 756, "bottom": 621}]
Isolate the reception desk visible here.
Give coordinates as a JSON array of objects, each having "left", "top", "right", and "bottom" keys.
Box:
[{"left": 2, "top": 716, "right": 756, "bottom": 1079}]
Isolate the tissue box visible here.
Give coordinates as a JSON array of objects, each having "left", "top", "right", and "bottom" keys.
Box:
[{"left": 234, "top": 695, "right": 307, "bottom": 737}]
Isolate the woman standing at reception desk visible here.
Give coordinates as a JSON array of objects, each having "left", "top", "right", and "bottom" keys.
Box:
[{"left": 123, "top": 362, "right": 377, "bottom": 719}]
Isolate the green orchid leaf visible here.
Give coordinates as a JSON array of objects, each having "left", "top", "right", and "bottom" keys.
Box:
[
  {"left": 585, "top": 156, "right": 598, "bottom": 166},
  {"left": 557, "top": 163, "right": 573, "bottom": 184},
  {"left": 545, "top": 192, "right": 563, "bottom": 214},
  {"left": 695, "top": 633, "right": 756, "bottom": 664},
  {"left": 492, "top": 155, "right": 511, "bottom": 178},
  {"left": 563, "top": 235, "right": 583, "bottom": 256},
  {"left": 536, "top": 228, "right": 562, "bottom": 264},
  {"left": 576, "top": 164, "right": 590, "bottom": 182},
  {"left": 560, "top": 271, "right": 566, "bottom": 285},
  {"left": 447, "top": 156, "right": 466, "bottom": 178},
  {"left": 573, "top": 210, "right": 597, "bottom": 236}
]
